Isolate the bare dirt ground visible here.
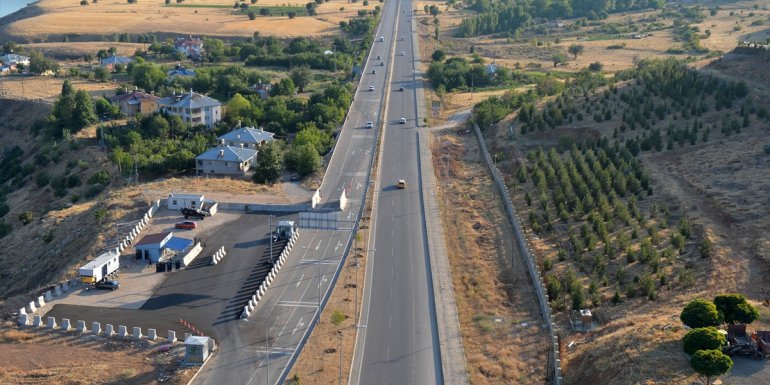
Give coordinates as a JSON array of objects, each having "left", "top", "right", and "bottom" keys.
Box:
[
  {"left": 1, "top": 0, "right": 376, "bottom": 40},
  {"left": 432, "top": 130, "right": 549, "bottom": 384},
  {"left": 0, "top": 322, "right": 196, "bottom": 385}
]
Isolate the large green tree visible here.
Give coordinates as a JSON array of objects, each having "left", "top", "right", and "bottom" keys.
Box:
[
  {"left": 252, "top": 141, "right": 284, "bottom": 184},
  {"left": 289, "top": 66, "right": 312, "bottom": 93},
  {"left": 131, "top": 62, "right": 165, "bottom": 91},
  {"left": 289, "top": 143, "right": 322, "bottom": 176},
  {"left": 690, "top": 349, "right": 732, "bottom": 385},
  {"left": 683, "top": 327, "right": 725, "bottom": 355},
  {"left": 50, "top": 80, "right": 97, "bottom": 137},
  {"left": 714, "top": 294, "right": 759, "bottom": 324},
  {"left": 680, "top": 299, "right": 721, "bottom": 328}
]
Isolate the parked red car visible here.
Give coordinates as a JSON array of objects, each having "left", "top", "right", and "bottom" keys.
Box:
[{"left": 175, "top": 221, "right": 197, "bottom": 230}]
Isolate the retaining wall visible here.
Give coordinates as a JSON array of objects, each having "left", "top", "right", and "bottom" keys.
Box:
[{"left": 472, "top": 124, "right": 563, "bottom": 385}]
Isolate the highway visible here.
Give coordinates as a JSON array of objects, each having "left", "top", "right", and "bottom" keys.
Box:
[
  {"left": 349, "top": 0, "right": 443, "bottom": 383},
  {"left": 192, "top": 0, "right": 415, "bottom": 383}
]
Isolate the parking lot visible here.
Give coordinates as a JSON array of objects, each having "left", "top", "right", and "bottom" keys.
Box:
[{"left": 45, "top": 209, "right": 297, "bottom": 339}]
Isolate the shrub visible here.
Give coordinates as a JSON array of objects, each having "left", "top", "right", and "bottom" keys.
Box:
[
  {"left": 713, "top": 294, "right": 759, "bottom": 324},
  {"left": 680, "top": 299, "right": 721, "bottom": 328},
  {"left": 89, "top": 170, "right": 110, "bottom": 185},
  {"left": 683, "top": 327, "right": 725, "bottom": 355},
  {"left": 18, "top": 211, "right": 34, "bottom": 225},
  {"left": 689, "top": 349, "right": 733, "bottom": 384},
  {"left": 330, "top": 310, "right": 345, "bottom": 327}
]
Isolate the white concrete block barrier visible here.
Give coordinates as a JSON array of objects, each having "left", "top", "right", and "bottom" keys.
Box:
[
  {"left": 93, "top": 322, "right": 102, "bottom": 335},
  {"left": 132, "top": 327, "right": 143, "bottom": 339},
  {"left": 19, "top": 307, "right": 26, "bottom": 315},
  {"left": 61, "top": 318, "right": 71, "bottom": 331},
  {"left": 33, "top": 315, "right": 42, "bottom": 328},
  {"left": 36, "top": 295, "right": 46, "bottom": 308},
  {"left": 147, "top": 328, "right": 157, "bottom": 341},
  {"left": 77, "top": 320, "right": 87, "bottom": 333},
  {"left": 18, "top": 313, "right": 29, "bottom": 326},
  {"left": 105, "top": 323, "right": 115, "bottom": 337},
  {"left": 118, "top": 325, "right": 128, "bottom": 338},
  {"left": 47, "top": 316, "right": 57, "bottom": 329},
  {"left": 168, "top": 330, "right": 177, "bottom": 343},
  {"left": 241, "top": 306, "right": 251, "bottom": 319},
  {"left": 54, "top": 285, "right": 62, "bottom": 297}
]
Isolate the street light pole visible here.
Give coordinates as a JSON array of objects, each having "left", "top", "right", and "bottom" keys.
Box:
[
  {"left": 269, "top": 215, "right": 274, "bottom": 263},
  {"left": 265, "top": 322, "right": 270, "bottom": 385}
]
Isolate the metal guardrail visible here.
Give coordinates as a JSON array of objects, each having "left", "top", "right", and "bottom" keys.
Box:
[{"left": 472, "top": 123, "right": 563, "bottom": 385}]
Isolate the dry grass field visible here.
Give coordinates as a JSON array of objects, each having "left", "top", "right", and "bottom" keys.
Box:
[
  {"left": 0, "top": 322, "right": 196, "bottom": 385},
  {"left": 2, "top": 0, "right": 377, "bottom": 40},
  {"left": 432, "top": 131, "right": 549, "bottom": 384},
  {"left": 0, "top": 76, "right": 117, "bottom": 102}
]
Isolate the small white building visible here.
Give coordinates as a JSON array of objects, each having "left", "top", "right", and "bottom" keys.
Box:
[
  {"left": 167, "top": 193, "right": 205, "bottom": 210},
  {"left": 79, "top": 251, "right": 120, "bottom": 283},
  {"left": 184, "top": 335, "right": 211, "bottom": 364}
]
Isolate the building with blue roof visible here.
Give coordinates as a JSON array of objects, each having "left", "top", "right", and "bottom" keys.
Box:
[
  {"left": 195, "top": 142, "right": 258, "bottom": 176},
  {"left": 218, "top": 126, "right": 275, "bottom": 150}
]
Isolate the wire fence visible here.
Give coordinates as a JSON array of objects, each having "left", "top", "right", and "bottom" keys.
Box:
[{"left": 472, "top": 123, "right": 563, "bottom": 385}]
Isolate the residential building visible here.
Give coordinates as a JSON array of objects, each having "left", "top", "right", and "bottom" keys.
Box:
[
  {"left": 99, "top": 55, "right": 133, "bottom": 71},
  {"left": 157, "top": 89, "right": 222, "bottom": 128},
  {"left": 109, "top": 90, "right": 160, "bottom": 117},
  {"left": 174, "top": 36, "right": 204, "bottom": 59},
  {"left": 195, "top": 142, "right": 258, "bottom": 176},
  {"left": 250, "top": 82, "right": 272, "bottom": 100},
  {"left": 0, "top": 53, "right": 30, "bottom": 67},
  {"left": 218, "top": 126, "right": 274, "bottom": 150},
  {"left": 167, "top": 65, "right": 196, "bottom": 79}
]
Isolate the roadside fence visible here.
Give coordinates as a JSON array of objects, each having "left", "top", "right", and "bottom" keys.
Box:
[{"left": 472, "top": 123, "right": 563, "bottom": 385}]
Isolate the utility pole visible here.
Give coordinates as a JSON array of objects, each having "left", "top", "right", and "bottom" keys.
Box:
[
  {"left": 338, "top": 330, "right": 343, "bottom": 385},
  {"left": 265, "top": 322, "right": 270, "bottom": 385},
  {"left": 269, "top": 215, "right": 274, "bottom": 263}
]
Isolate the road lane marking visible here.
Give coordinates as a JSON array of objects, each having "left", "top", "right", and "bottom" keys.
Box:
[
  {"left": 335, "top": 240, "right": 342, "bottom": 252},
  {"left": 277, "top": 301, "right": 319, "bottom": 308},
  {"left": 300, "top": 259, "right": 340, "bottom": 265},
  {"left": 296, "top": 274, "right": 305, "bottom": 287}
]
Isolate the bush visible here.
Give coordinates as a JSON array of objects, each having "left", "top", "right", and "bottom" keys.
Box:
[
  {"left": 88, "top": 170, "right": 110, "bottom": 185},
  {"left": 331, "top": 309, "right": 345, "bottom": 327},
  {"left": 18, "top": 211, "right": 33, "bottom": 225},
  {"left": 680, "top": 299, "right": 721, "bottom": 328},
  {"left": 690, "top": 349, "right": 733, "bottom": 383},
  {"left": 683, "top": 327, "right": 725, "bottom": 355},
  {"left": 714, "top": 294, "right": 759, "bottom": 324}
]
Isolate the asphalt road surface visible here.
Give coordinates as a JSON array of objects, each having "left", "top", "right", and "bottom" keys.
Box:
[
  {"left": 47, "top": 213, "right": 292, "bottom": 339},
  {"left": 348, "top": 1, "right": 443, "bottom": 384}
]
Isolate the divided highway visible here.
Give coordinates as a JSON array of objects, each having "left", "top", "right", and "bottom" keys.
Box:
[
  {"left": 192, "top": 0, "right": 421, "bottom": 383},
  {"left": 349, "top": 0, "right": 444, "bottom": 383}
]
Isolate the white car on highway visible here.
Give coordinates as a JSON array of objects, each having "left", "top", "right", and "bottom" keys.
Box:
[
  {"left": 366, "top": 121, "right": 373, "bottom": 128},
  {"left": 369, "top": 85, "right": 375, "bottom": 91}
]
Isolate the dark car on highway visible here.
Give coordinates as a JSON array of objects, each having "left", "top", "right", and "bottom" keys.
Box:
[{"left": 94, "top": 280, "right": 120, "bottom": 291}]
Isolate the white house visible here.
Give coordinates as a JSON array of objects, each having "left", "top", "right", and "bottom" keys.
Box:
[
  {"left": 174, "top": 36, "right": 204, "bottom": 59},
  {"left": 157, "top": 90, "right": 222, "bottom": 128},
  {"left": 218, "top": 126, "right": 275, "bottom": 150},
  {"left": 0, "top": 53, "right": 30, "bottom": 67}
]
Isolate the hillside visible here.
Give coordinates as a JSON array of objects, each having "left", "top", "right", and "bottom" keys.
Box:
[{"left": 478, "top": 54, "right": 770, "bottom": 384}]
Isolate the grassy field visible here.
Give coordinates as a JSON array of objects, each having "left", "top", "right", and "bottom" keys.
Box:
[
  {"left": 1, "top": 0, "right": 377, "bottom": 39},
  {"left": 167, "top": 3, "right": 308, "bottom": 15}
]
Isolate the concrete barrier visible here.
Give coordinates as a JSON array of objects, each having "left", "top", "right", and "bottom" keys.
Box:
[
  {"left": 118, "top": 325, "right": 128, "bottom": 338},
  {"left": 62, "top": 281, "right": 70, "bottom": 292},
  {"left": 18, "top": 313, "right": 29, "bottom": 326},
  {"left": 93, "top": 322, "right": 102, "bottom": 335},
  {"left": 106, "top": 324, "right": 116, "bottom": 337},
  {"left": 132, "top": 327, "right": 143, "bottom": 339},
  {"left": 168, "top": 330, "right": 177, "bottom": 343},
  {"left": 147, "top": 328, "right": 157, "bottom": 341},
  {"left": 61, "top": 318, "right": 71, "bottom": 331},
  {"left": 47, "top": 316, "right": 57, "bottom": 329},
  {"left": 37, "top": 295, "right": 46, "bottom": 308},
  {"left": 33, "top": 315, "right": 42, "bottom": 328},
  {"left": 19, "top": 307, "right": 26, "bottom": 315},
  {"left": 77, "top": 320, "right": 87, "bottom": 333},
  {"left": 54, "top": 285, "right": 62, "bottom": 297}
]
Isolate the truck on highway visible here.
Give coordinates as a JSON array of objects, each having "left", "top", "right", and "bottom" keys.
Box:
[{"left": 79, "top": 251, "right": 120, "bottom": 284}]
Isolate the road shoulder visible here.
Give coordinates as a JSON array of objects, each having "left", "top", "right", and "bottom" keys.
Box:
[{"left": 418, "top": 129, "right": 470, "bottom": 385}]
